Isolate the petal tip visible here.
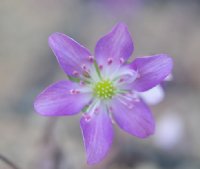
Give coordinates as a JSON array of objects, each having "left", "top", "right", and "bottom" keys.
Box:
[
  {"left": 113, "top": 22, "right": 130, "bottom": 34},
  {"left": 130, "top": 54, "right": 173, "bottom": 91},
  {"left": 115, "top": 22, "right": 128, "bottom": 28},
  {"left": 159, "top": 53, "right": 174, "bottom": 76},
  {"left": 33, "top": 99, "right": 39, "bottom": 113},
  {"left": 48, "top": 32, "right": 62, "bottom": 46},
  {"left": 141, "top": 127, "right": 155, "bottom": 139},
  {"left": 33, "top": 96, "right": 48, "bottom": 116},
  {"left": 140, "top": 120, "right": 156, "bottom": 139},
  {"left": 86, "top": 149, "right": 111, "bottom": 165},
  {"left": 33, "top": 98, "right": 45, "bottom": 116}
]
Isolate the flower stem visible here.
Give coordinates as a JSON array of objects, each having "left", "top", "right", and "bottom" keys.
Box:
[{"left": 0, "top": 154, "right": 20, "bottom": 169}]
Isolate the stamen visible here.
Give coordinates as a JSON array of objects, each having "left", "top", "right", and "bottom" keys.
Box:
[
  {"left": 82, "top": 100, "right": 100, "bottom": 122},
  {"left": 112, "top": 67, "right": 137, "bottom": 85},
  {"left": 81, "top": 64, "right": 91, "bottom": 78},
  {"left": 118, "top": 97, "right": 129, "bottom": 106},
  {"left": 136, "top": 72, "right": 141, "bottom": 78},
  {"left": 83, "top": 114, "right": 91, "bottom": 122},
  {"left": 107, "top": 57, "right": 113, "bottom": 65},
  {"left": 81, "top": 64, "right": 87, "bottom": 70},
  {"left": 120, "top": 58, "right": 125, "bottom": 64},
  {"left": 79, "top": 81, "right": 85, "bottom": 86},
  {"left": 75, "top": 90, "right": 80, "bottom": 94},
  {"left": 123, "top": 92, "right": 139, "bottom": 102},
  {"left": 127, "top": 103, "right": 134, "bottom": 109},
  {"left": 69, "top": 89, "right": 80, "bottom": 94},
  {"left": 83, "top": 71, "right": 90, "bottom": 78},
  {"left": 99, "top": 65, "right": 103, "bottom": 70},
  {"left": 88, "top": 55, "right": 94, "bottom": 62},
  {"left": 105, "top": 106, "right": 115, "bottom": 124},
  {"left": 72, "top": 70, "right": 79, "bottom": 76},
  {"left": 119, "top": 78, "right": 124, "bottom": 83},
  {"left": 117, "top": 92, "right": 140, "bottom": 109},
  {"left": 94, "top": 107, "right": 99, "bottom": 115}
]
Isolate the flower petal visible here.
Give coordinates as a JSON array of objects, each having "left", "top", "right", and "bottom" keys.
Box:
[
  {"left": 34, "top": 81, "right": 92, "bottom": 116},
  {"left": 130, "top": 54, "right": 173, "bottom": 91},
  {"left": 95, "top": 23, "right": 134, "bottom": 66},
  {"left": 164, "top": 73, "right": 173, "bottom": 81},
  {"left": 80, "top": 107, "right": 113, "bottom": 165},
  {"left": 139, "top": 85, "right": 165, "bottom": 105},
  {"left": 111, "top": 96, "right": 155, "bottom": 138},
  {"left": 48, "top": 33, "right": 92, "bottom": 77}
]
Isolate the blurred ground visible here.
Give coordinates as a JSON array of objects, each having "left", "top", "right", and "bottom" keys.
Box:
[{"left": 0, "top": 0, "right": 200, "bottom": 169}]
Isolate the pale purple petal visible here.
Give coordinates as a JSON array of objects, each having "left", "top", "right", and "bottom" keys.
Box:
[
  {"left": 95, "top": 23, "right": 134, "bottom": 66},
  {"left": 139, "top": 85, "right": 165, "bottom": 105},
  {"left": 80, "top": 107, "right": 113, "bottom": 165},
  {"left": 48, "top": 33, "right": 92, "bottom": 77},
  {"left": 111, "top": 96, "right": 155, "bottom": 138},
  {"left": 129, "top": 54, "right": 173, "bottom": 91},
  {"left": 34, "top": 81, "right": 92, "bottom": 116}
]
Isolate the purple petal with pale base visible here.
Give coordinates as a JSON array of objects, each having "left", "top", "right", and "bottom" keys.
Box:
[
  {"left": 130, "top": 54, "right": 173, "bottom": 92},
  {"left": 80, "top": 107, "right": 113, "bottom": 165},
  {"left": 111, "top": 97, "right": 155, "bottom": 138},
  {"left": 34, "top": 81, "right": 92, "bottom": 116},
  {"left": 33, "top": 22, "right": 174, "bottom": 165},
  {"left": 48, "top": 33, "right": 92, "bottom": 77},
  {"left": 95, "top": 23, "right": 134, "bottom": 65},
  {"left": 139, "top": 85, "right": 165, "bottom": 105}
]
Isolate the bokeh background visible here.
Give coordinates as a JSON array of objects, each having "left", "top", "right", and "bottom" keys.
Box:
[{"left": 0, "top": 0, "right": 200, "bottom": 169}]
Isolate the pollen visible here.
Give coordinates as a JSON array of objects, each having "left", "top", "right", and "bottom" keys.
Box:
[{"left": 94, "top": 80, "right": 115, "bottom": 99}]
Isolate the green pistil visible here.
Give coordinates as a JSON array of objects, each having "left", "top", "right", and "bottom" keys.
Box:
[{"left": 94, "top": 80, "right": 115, "bottom": 99}]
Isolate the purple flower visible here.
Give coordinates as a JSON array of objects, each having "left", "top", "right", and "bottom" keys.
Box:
[{"left": 34, "top": 23, "right": 173, "bottom": 165}]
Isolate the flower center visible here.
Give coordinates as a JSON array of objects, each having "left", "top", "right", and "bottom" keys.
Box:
[{"left": 94, "top": 80, "right": 115, "bottom": 99}]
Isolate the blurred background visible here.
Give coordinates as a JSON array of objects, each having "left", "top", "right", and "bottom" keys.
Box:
[{"left": 0, "top": 0, "right": 200, "bottom": 169}]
